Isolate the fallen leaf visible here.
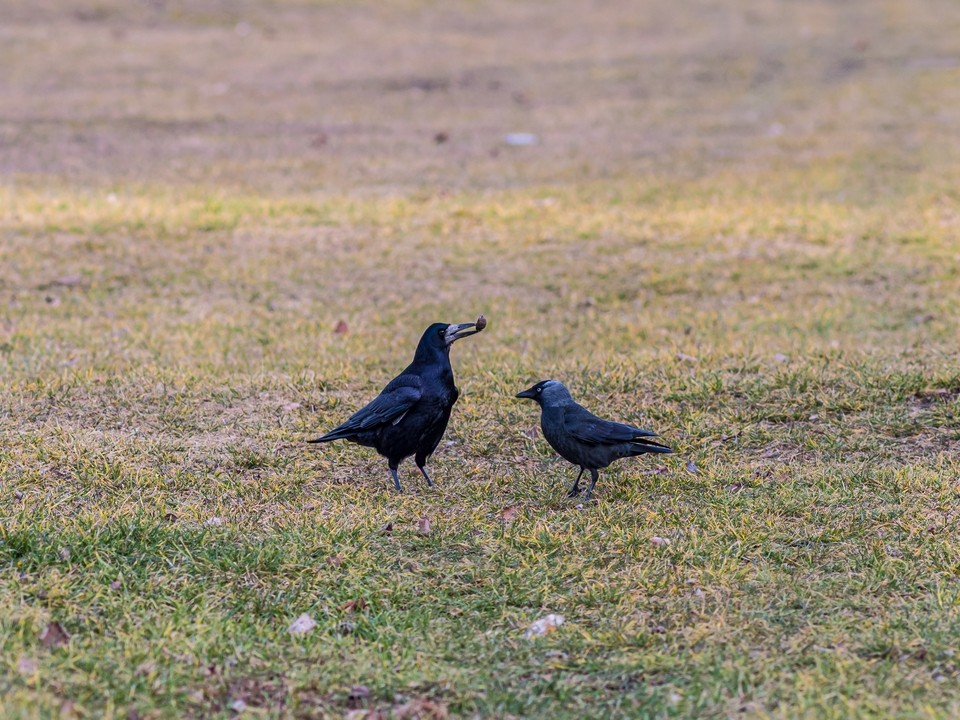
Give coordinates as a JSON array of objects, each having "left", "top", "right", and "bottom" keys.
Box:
[
  {"left": 134, "top": 661, "right": 156, "bottom": 676},
  {"left": 334, "top": 320, "right": 349, "bottom": 334},
  {"left": 341, "top": 598, "right": 368, "bottom": 613},
  {"left": 651, "top": 536, "right": 671, "bottom": 547},
  {"left": 524, "top": 613, "right": 565, "bottom": 638},
  {"left": 205, "top": 517, "right": 223, "bottom": 526},
  {"left": 39, "top": 622, "right": 70, "bottom": 648},
  {"left": 521, "top": 425, "right": 540, "bottom": 440},
  {"left": 500, "top": 506, "right": 520, "bottom": 523},
  {"left": 229, "top": 699, "right": 247, "bottom": 713},
  {"left": 110, "top": 580, "right": 122, "bottom": 590},
  {"left": 59, "top": 547, "right": 70, "bottom": 561},
  {"left": 686, "top": 460, "right": 699, "bottom": 474},
  {"left": 288, "top": 613, "right": 317, "bottom": 635},
  {"left": 504, "top": 132, "right": 538, "bottom": 146},
  {"left": 393, "top": 698, "right": 450, "bottom": 720},
  {"left": 54, "top": 274, "right": 82, "bottom": 287},
  {"left": 416, "top": 517, "right": 431, "bottom": 535},
  {"left": 348, "top": 685, "right": 371, "bottom": 708},
  {"left": 645, "top": 466, "right": 668, "bottom": 476},
  {"left": 326, "top": 556, "right": 343, "bottom": 567}
]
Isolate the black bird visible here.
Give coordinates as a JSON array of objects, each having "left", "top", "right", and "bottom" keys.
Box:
[
  {"left": 516, "top": 379, "right": 672, "bottom": 500},
  {"left": 309, "top": 319, "right": 485, "bottom": 491}
]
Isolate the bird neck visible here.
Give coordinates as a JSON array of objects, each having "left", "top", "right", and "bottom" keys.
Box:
[{"left": 411, "top": 342, "right": 451, "bottom": 369}]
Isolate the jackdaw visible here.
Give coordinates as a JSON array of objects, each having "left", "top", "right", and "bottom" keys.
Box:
[
  {"left": 516, "top": 379, "right": 672, "bottom": 500},
  {"left": 309, "top": 318, "right": 485, "bottom": 491}
]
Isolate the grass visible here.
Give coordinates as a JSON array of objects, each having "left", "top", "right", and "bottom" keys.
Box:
[{"left": 3, "top": 0, "right": 960, "bottom": 717}]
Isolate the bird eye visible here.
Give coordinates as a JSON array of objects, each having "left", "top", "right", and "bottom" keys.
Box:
[
  {"left": 537, "top": 387, "right": 542, "bottom": 394},
  {"left": 438, "top": 328, "right": 445, "bottom": 336}
]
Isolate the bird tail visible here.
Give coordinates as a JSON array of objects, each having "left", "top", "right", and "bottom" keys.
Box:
[
  {"left": 630, "top": 438, "right": 673, "bottom": 454},
  {"left": 307, "top": 426, "right": 356, "bottom": 443}
]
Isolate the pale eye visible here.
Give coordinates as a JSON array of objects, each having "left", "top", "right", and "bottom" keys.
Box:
[{"left": 537, "top": 387, "right": 542, "bottom": 394}]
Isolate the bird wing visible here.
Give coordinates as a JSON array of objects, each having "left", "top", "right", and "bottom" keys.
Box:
[
  {"left": 309, "top": 375, "right": 423, "bottom": 442},
  {"left": 562, "top": 405, "right": 663, "bottom": 446}
]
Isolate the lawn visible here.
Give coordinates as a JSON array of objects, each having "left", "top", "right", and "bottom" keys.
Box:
[{"left": 2, "top": 1, "right": 960, "bottom": 718}]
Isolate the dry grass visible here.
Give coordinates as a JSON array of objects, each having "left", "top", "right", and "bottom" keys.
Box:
[{"left": 3, "top": 1, "right": 960, "bottom": 718}]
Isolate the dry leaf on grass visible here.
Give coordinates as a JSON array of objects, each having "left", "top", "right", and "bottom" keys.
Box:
[
  {"left": 651, "top": 536, "right": 671, "bottom": 547},
  {"left": 341, "top": 599, "right": 368, "bottom": 613},
  {"left": 416, "top": 517, "right": 431, "bottom": 535},
  {"left": 40, "top": 622, "right": 70, "bottom": 648},
  {"left": 393, "top": 698, "right": 450, "bottom": 719},
  {"left": 287, "top": 613, "right": 317, "bottom": 635},
  {"left": 335, "top": 320, "right": 349, "bottom": 334},
  {"left": 500, "top": 506, "right": 520, "bottom": 523},
  {"left": 524, "top": 613, "right": 565, "bottom": 638}
]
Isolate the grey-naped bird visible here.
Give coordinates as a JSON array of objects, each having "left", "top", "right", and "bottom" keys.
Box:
[
  {"left": 516, "top": 379, "right": 672, "bottom": 500},
  {"left": 309, "top": 319, "right": 485, "bottom": 491}
]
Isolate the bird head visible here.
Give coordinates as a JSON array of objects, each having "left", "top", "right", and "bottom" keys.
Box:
[{"left": 516, "top": 379, "right": 573, "bottom": 407}]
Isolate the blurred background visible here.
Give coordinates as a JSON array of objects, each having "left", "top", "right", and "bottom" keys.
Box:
[{"left": 4, "top": 0, "right": 958, "bottom": 195}]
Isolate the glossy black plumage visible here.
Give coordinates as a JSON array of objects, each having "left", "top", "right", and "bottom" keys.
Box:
[
  {"left": 516, "top": 379, "right": 672, "bottom": 500},
  {"left": 309, "top": 321, "right": 482, "bottom": 491}
]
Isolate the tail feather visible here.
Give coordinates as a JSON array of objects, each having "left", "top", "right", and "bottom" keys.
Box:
[
  {"left": 307, "top": 427, "right": 355, "bottom": 444},
  {"left": 630, "top": 438, "right": 673, "bottom": 454}
]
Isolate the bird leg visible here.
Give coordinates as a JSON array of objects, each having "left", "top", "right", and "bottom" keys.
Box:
[
  {"left": 389, "top": 465, "right": 402, "bottom": 492},
  {"left": 582, "top": 469, "right": 600, "bottom": 501},
  {"left": 417, "top": 464, "right": 434, "bottom": 487},
  {"left": 567, "top": 468, "right": 585, "bottom": 498}
]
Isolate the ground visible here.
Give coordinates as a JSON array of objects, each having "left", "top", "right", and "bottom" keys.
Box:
[{"left": 2, "top": 0, "right": 960, "bottom": 718}]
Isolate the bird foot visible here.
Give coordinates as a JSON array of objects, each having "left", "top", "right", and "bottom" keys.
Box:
[{"left": 566, "top": 485, "right": 581, "bottom": 498}]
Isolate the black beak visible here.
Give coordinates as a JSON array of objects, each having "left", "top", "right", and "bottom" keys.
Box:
[
  {"left": 516, "top": 386, "right": 538, "bottom": 399},
  {"left": 445, "top": 321, "right": 482, "bottom": 344}
]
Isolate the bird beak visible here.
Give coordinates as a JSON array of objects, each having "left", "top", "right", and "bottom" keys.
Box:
[
  {"left": 516, "top": 386, "right": 538, "bottom": 399},
  {"left": 444, "top": 321, "right": 481, "bottom": 345}
]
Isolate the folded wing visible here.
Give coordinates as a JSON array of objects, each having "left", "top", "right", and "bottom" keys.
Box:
[
  {"left": 563, "top": 405, "right": 672, "bottom": 451},
  {"left": 309, "top": 376, "right": 423, "bottom": 443}
]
